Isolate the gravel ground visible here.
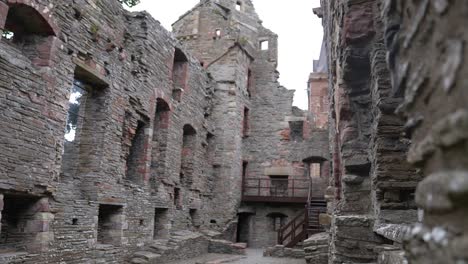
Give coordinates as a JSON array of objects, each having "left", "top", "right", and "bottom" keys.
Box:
[
  {"left": 228, "top": 249, "right": 307, "bottom": 264},
  {"left": 166, "top": 249, "right": 306, "bottom": 264},
  {"left": 165, "top": 253, "right": 245, "bottom": 264}
]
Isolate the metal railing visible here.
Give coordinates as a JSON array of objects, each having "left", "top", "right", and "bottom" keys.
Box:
[{"left": 241, "top": 178, "right": 309, "bottom": 203}]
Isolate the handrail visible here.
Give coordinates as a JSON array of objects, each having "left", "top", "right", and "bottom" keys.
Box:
[
  {"left": 242, "top": 178, "right": 309, "bottom": 199},
  {"left": 277, "top": 177, "right": 316, "bottom": 247}
]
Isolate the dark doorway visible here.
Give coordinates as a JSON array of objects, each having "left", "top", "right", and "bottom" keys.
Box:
[{"left": 236, "top": 213, "right": 252, "bottom": 244}]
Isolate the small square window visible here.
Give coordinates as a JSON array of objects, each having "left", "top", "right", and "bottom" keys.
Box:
[
  {"left": 260, "top": 40, "right": 269, "bottom": 51},
  {"left": 236, "top": 2, "right": 242, "bottom": 11}
]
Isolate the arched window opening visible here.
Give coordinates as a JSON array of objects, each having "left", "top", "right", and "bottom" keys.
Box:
[
  {"left": 151, "top": 99, "right": 171, "bottom": 184},
  {"left": 172, "top": 48, "right": 188, "bottom": 101},
  {"left": 2, "top": 4, "right": 56, "bottom": 66},
  {"left": 126, "top": 118, "right": 150, "bottom": 184}
]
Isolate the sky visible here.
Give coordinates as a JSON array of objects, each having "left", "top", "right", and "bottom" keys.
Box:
[{"left": 129, "top": 0, "right": 323, "bottom": 110}]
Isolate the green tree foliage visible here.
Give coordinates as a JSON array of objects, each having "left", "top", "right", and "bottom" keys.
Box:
[{"left": 118, "top": 0, "right": 140, "bottom": 7}]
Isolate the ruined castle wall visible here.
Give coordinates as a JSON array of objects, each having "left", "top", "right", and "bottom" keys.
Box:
[
  {"left": 383, "top": 0, "right": 468, "bottom": 263},
  {"left": 320, "top": 0, "right": 419, "bottom": 262},
  {"left": 0, "top": 0, "right": 220, "bottom": 262}
]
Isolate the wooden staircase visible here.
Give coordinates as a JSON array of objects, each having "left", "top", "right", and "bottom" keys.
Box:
[{"left": 277, "top": 180, "right": 327, "bottom": 248}]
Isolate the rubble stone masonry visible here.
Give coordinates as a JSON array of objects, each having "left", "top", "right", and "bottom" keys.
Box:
[{"left": 320, "top": 0, "right": 468, "bottom": 263}]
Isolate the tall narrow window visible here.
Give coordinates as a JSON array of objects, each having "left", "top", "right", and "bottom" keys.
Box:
[
  {"left": 242, "top": 161, "right": 248, "bottom": 196},
  {"left": 172, "top": 48, "right": 188, "bottom": 101},
  {"left": 180, "top": 125, "right": 197, "bottom": 186},
  {"left": 151, "top": 99, "right": 170, "bottom": 183},
  {"left": 243, "top": 107, "right": 250, "bottom": 137},
  {"left": 61, "top": 65, "right": 108, "bottom": 178},
  {"left": 126, "top": 119, "right": 149, "bottom": 183},
  {"left": 247, "top": 69, "right": 253, "bottom": 97},
  {"left": 215, "top": 29, "right": 221, "bottom": 38},
  {"left": 64, "top": 80, "right": 89, "bottom": 143},
  {"left": 174, "top": 188, "right": 181, "bottom": 209}
]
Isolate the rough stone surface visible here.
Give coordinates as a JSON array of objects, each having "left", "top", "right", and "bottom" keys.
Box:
[
  {"left": 319, "top": 0, "right": 468, "bottom": 263},
  {"left": 303, "top": 232, "right": 328, "bottom": 264},
  {"left": 0, "top": 0, "right": 329, "bottom": 263}
]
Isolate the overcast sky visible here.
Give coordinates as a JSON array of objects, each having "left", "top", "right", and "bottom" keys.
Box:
[{"left": 129, "top": 0, "right": 323, "bottom": 110}]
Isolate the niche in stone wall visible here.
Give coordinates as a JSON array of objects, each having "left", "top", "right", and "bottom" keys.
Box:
[
  {"left": 189, "top": 209, "right": 201, "bottom": 228},
  {"left": 173, "top": 188, "right": 182, "bottom": 210},
  {"left": 151, "top": 99, "right": 171, "bottom": 184},
  {"left": 0, "top": 195, "right": 53, "bottom": 254},
  {"left": 172, "top": 48, "right": 188, "bottom": 101},
  {"left": 97, "top": 204, "right": 123, "bottom": 246},
  {"left": 1, "top": 3, "right": 57, "bottom": 66},
  {"left": 180, "top": 125, "right": 197, "bottom": 186},
  {"left": 153, "top": 208, "right": 169, "bottom": 239},
  {"left": 61, "top": 63, "right": 108, "bottom": 178},
  {"left": 126, "top": 118, "right": 149, "bottom": 184}
]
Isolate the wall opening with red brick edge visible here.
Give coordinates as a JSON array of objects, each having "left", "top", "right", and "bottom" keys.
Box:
[
  {"left": 126, "top": 118, "right": 150, "bottom": 184},
  {"left": 0, "top": 194, "right": 53, "bottom": 254},
  {"left": 150, "top": 98, "right": 171, "bottom": 186},
  {"left": 180, "top": 124, "right": 197, "bottom": 186},
  {"left": 61, "top": 62, "right": 109, "bottom": 179},
  {"left": 172, "top": 48, "right": 188, "bottom": 101},
  {"left": 1, "top": 3, "right": 58, "bottom": 67}
]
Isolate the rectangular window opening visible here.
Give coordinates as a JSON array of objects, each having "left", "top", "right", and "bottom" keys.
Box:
[
  {"left": 243, "top": 107, "right": 250, "bottom": 137},
  {"left": 174, "top": 188, "right": 181, "bottom": 209},
  {"left": 236, "top": 2, "right": 242, "bottom": 11},
  {"left": 97, "top": 204, "right": 123, "bottom": 245},
  {"left": 0, "top": 195, "right": 42, "bottom": 253},
  {"left": 260, "top": 40, "right": 269, "bottom": 51},
  {"left": 289, "top": 121, "right": 304, "bottom": 141},
  {"left": 153, "top": 208, "right": 169, "bottom": 240}
]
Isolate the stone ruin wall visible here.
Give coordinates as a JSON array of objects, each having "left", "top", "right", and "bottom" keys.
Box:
[
  {"left": 0, "top": 0, "right": 226, "bottom": 262},
  {"left": 0, "top": 0, "right": 332, "bottom": 262},
  {"left": 173, "top": 0, "right": 330, "bottom": 249},
  {"left": 320, "top": 0, "right": 468, "bottom": 263}
]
